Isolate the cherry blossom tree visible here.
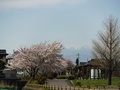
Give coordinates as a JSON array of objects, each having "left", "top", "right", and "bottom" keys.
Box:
[
  {"left": 6, "top": 41, "right": 67, "bottom": 80},
  {"left": 65, "top": 59, "right": 74, "bottom": 75},
  {"left": 65, "top": 59, "right": 74, "bottom": 70}
]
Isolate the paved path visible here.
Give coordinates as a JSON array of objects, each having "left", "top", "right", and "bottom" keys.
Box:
[{"left": 46, "top": 79, "right": 73, "bottom": 86}]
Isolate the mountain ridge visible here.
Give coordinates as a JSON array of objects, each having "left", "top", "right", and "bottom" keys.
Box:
[{"left": 62, "top": 46, "right": 92, "bottom": 64}]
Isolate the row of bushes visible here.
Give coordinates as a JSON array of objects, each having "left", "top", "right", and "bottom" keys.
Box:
[{"left": 57, "top": 75, "right": 76, "bottom": 80}]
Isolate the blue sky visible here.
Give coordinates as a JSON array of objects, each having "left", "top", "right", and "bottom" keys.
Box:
[{"left": 0, "top": 0, "right": 120, "bottom": 54}]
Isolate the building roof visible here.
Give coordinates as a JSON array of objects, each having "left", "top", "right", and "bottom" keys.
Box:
[
  {"left": 80, "top": 62, "right": 87, "bottom": 66},
  {"left": 0, "top": 49, "right": 8, "bottom": 55}
]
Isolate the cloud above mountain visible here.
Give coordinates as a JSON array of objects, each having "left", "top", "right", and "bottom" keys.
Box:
[{"left": 0, "top": 0, "right": 87, "bottom": 9}]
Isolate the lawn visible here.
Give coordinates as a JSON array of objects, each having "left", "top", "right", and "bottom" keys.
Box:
[
  {"left": 72, "top": 77, "right": 120, "bottom": 86},
  {"left": 24, "top": 84, "right": 44, "bottom": 90}
]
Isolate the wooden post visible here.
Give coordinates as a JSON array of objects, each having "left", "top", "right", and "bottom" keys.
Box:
[
  {"left": 65, "top": 86, "right": 67, "bottom": 90},
  {"left": 43, "top": 85, "right": 45, "bottom": 88},
  {"left": 58, "top": 86, "right": 59, "bottom": 90},
  {"left": 118, "top": 85, "right": 120, "bottom": 90},
  {"left": 97, "top": 68, "right": 99, "bottom": 79},
  {"left": 51, "top": 85, "right": 53, "bottom": 90},
  {"left": 74, "top": 87, "right": 75, "bottom": 90},
  {"left": 90, "top": 67, "right": 91, "bottom": 79},
  {"left": 54, "top": 85, "right": 56, "bottom": 90},
  {"left": 87, "top": 85, "right": 90, "bottom": 89},
  {"left": 94, "top": 67, "right": 95, "bottom": 79},
  {"left": 69, "top": 86, "right": 71, "bottom": 90},
  {"left": 44, "top": 85, "right": 45, "bottom": 89},
  {"left": 61, "top": 86, "right": 63, "bottom": 90}
]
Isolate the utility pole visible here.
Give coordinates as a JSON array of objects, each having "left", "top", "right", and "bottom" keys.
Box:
[
  {"left": 77, "top": 53, "right": 80, "bottom": 66},
  {"left": 76, "top": 53, "right": 80, "bottom": 78}
]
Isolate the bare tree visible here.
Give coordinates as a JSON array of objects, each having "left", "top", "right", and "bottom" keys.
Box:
[
  {"left": 92, "top": 16, "right": 120, "bottom": 85},
  {"left": 6, "top": 41, "right": 67, "bottom": 80}
]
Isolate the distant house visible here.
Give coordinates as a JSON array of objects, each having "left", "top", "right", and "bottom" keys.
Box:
[
  {"left": 75, "top": 59, "right": 109, "bottom": 79},
  {"left": 79, "top": 60, "right": 100, "bottom": 79},
  {"left": 0, "top": 49, "right": 8, "bottom": 70}
]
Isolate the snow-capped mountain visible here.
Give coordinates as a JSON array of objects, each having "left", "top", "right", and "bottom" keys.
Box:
[{"left": 62, "top": 46, "right": 92, "bottom": 64}]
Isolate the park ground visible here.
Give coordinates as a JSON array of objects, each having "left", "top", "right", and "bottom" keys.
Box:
[{"left": 24, "top": 77, "right": 120, "bottom": 90}]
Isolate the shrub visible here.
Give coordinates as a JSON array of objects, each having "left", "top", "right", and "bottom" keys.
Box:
[
  {"left": 48, "top": 76, "right": 54, "bottom": 79},
  {"left": 38, "top": 78, "right": 46, "bottom": 84},
  {"left": 37, "top": 75, "right": 47, "bottom": 84},
  {"left": 58, "top": 75, "right": 67, "bottom": 79},
  {"left": 0, "top": 81, "right": 14, "bottom": 89},
  {"left": 75, "top": 81, "right": 82, "bottom": 86},
  {"left": 30, "top": 80, "right": 38, "bottom": 84},
  {"left": 48, "top": 72, "right": 58, "bottom": 79},
  {"left": 67, "top": 75, "right": 76, "bottom": 80}
]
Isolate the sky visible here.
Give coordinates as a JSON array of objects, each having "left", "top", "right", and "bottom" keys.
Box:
[{"left": 0, "top": 0, "right": 120, "bottom": 55}]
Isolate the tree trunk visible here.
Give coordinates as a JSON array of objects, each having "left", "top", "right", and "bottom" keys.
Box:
[{"left": 108, "top": 68, "right": 112, "bottom": 85}]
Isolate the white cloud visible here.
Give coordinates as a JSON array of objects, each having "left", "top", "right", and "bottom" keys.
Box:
[{"left": 0, "top": 0, "right": 87, "bottom": 9}]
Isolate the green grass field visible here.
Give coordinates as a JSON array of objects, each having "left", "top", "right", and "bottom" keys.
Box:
[{"left": 72, "top": 77, "right": 120, "bottom": 86}]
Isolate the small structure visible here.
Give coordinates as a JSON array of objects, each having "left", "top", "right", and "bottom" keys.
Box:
[
  {"left": 76, "top": 59, "right": 108, "bottom": 79},
  {"left": 0, "top": 49, "right": 24, "bottom": 89},
  {"left": 3, "top": 69, "right": 17, "bottom": 78},
  {"left": 0, "top": 49, "right": 16, "bottom": 78},
  {"left": 0, "top": 49, "right": 8, "bottom": 62},
  {"left": 0, "top": 49, "right": 8, "bottom": 70}
]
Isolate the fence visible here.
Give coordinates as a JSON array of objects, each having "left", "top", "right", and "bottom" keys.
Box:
[{"left": 24, "top": 84, "right": 120, "bottom": 90}]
